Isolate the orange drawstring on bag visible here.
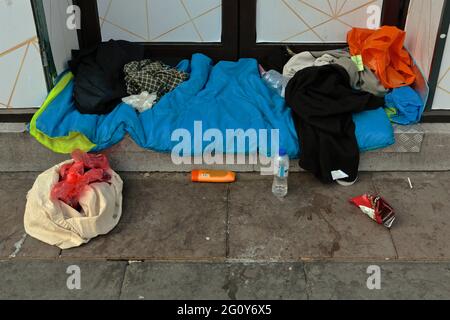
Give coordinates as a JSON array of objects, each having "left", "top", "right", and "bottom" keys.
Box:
[{"left": 347, "top": 26, "right": 416, "bottom": 89}]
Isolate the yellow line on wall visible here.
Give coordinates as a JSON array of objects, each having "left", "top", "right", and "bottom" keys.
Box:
[
  {"left": 0, "top": 36, "right": 37, "bottom": 58},
  {"left": 7, "top": 43, "right": 30, "bottom": 108}
]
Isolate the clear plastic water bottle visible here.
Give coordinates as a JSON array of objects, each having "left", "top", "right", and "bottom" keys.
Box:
[
  {"left": 262, "top": 70, "right": 290, "bottom": 97},
  {"left": 272, "top": 148, "right": 289, "bottom": 198}
]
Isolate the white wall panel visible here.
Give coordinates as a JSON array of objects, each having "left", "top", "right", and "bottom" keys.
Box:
[
  {"left": 405, "top": 0, "right": 445, "bottom": 80},
  {"left": 432, "top": 25, "right": 450, "bottom": 110},
  {"left": 404, "top": 0, "right": 449, "bottom": 110},
  {"left": 0, "top": 0, "right": 47, "bottom": 109}
]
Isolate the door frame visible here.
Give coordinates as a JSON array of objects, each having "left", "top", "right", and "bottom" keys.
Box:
[
  {"left": 422, "top": 0, "right": 450, "bottom": 121},
  {"left": 31, "top": 0, "right": 57, "bottom": 91}
]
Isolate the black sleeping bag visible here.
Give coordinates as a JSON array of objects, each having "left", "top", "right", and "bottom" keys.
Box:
[
  {"left": 285, "top": 64, "right": 385, "bottom": 184},
  {"left": 69, "top": 40, "right": 145, "bottom": 115}
]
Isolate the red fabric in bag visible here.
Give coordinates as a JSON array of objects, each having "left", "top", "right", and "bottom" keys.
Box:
[{"left": 51, "top": 150, "right": 111, "bottom": 209}]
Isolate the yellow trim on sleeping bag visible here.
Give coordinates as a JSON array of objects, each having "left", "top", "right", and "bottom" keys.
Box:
[{"left": 29, "top": 72, "right": 96, "bottom": 154}]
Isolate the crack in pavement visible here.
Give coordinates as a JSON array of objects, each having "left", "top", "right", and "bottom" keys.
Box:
[
  {"left": 222, "top": 264, "right": 239, "bottom": 300},
  {"left": 302, "top": 263, "right": 311, "bottom": 300},
  {"left": 316, "top": 210, "right": 342, "bottom": 258},
  {"left": 225, "top": 185, "right": 231, "bottom": 258},
  {"left": 117, "top": 263, "right": 129, "bottom": 300}
]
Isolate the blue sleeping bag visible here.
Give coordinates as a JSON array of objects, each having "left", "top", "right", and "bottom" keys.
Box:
[{"left": 32, "top": 53, "right": 394, "bottom": 157}]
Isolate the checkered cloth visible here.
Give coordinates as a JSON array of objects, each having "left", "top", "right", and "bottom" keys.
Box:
[{"left": 124, "top": 60, "right": 189, "bottom": 98}]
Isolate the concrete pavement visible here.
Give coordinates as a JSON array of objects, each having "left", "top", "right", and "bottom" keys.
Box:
[
  {"left": 1, "top": 171, "right": 450, "bottom": 299},
  {"left": 1, "top": 261, "right": 449, "bottom": 300}
]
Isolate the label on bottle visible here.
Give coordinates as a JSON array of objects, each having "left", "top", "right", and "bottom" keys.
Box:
[{"left": 278, "top": 165, "right": 289, "bottom": 178}]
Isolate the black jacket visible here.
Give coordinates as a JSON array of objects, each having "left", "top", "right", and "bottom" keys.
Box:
[
  {"left": 69, "top": 40, "right": 145, "bottom": 115},
  {"left": 285, "top": 64, "right": 385, "bottom": 183}
]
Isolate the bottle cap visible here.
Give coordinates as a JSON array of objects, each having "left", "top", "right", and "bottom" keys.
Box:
[
  {"left": 191, "top": 170, "right": 200, "bottom": 182},
  {"left": 279, "top": 148, "right": 287, "bottom": 156}
]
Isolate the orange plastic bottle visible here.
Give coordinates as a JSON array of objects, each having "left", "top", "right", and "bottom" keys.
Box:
[{"left": 191, "top": 170, "right": 236, "bottom": 183}]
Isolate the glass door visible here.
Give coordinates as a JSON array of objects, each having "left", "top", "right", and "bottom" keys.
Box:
[
  {"left": 74, "top": 0, "right": 238, "bottom": 62},
  {"left": 240, "top": 0, "right": 410, "bottom": 64}
]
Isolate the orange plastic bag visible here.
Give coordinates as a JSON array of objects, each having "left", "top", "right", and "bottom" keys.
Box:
[{"left": 347, "top": 26, "right": 416, "bottom": 89}]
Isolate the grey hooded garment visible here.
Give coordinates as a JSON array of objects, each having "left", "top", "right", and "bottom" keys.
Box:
[{"left": 283, "top": 49, "right": 388, "bottom": 97}]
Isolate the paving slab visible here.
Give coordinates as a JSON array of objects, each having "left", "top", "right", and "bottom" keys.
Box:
[
  {"left": 2, "top": 171, "right": 449, "bottom": 261},
  {"left": 0, "top": 173, "right": 60, "bottom": 259},
  {"left": 228, "top": 173, "right": 397, "bottom": 260},
  {"left": 121, "top": 263, "right": 230, "bottom": 300},
  {"left": 2, "top": 261, "right": 448, "bottom": 300},
  {"left": 61, "top": 173, "right": 228, "bottom": 260},
  {"left": 0, "top": 260, "right": 127, "bottom": 300},
  {"left": 120, "top": 262, "right": 307, "bottom": 300},
  {"left": 305, "top": 262, "right": 450, "bottom": 300},
  {"left": 225, "top": 263, "right": 307, "bottom": 300},
  {"left": 372, "top": 172, "right": 450, "bottom": 260}
]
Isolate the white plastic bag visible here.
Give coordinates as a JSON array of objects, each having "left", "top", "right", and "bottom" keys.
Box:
[{"left": 122, "top": 91, "right": 158, "bottom": 113}]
